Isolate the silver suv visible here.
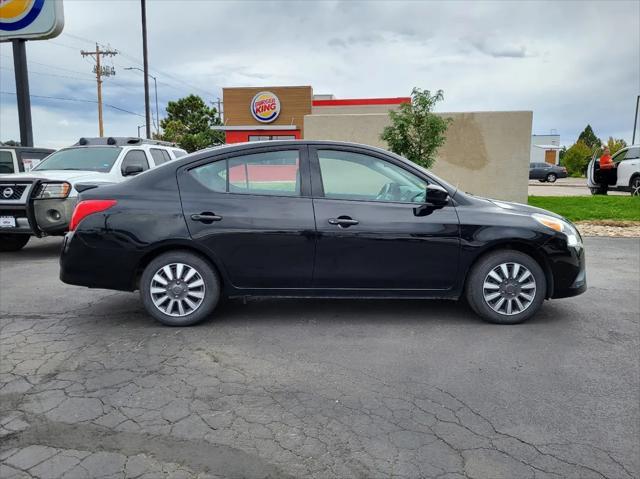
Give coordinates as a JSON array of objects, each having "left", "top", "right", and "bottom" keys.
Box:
[{"left": 0, "top": 137, "right": 187, "bottom": 251}]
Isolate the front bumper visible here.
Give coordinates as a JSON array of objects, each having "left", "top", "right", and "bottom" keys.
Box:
[
  {"left": 33, "top": 197, "right": 77, "bottom": 235},
  {"left": 543, "top": 235, "right": 587, "bottom": 299}
]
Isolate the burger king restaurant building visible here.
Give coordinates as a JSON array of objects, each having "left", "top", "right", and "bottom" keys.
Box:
[
  {"left": 216, "top": 85, "right": 533, "bottom": 203},
  {"left": 218, "top": 86, "right": 409, "bottom": 143}
]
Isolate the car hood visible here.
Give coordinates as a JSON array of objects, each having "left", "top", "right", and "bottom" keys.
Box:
[
  {"left": 0, "top": 170, "right": 106, "bottom": 183},
  {"left": 462, "top": 193, "right": 566, "bottom": 220}
]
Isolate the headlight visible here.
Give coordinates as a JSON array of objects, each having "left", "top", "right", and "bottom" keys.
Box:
[
  {"left": 532, "top": 213, "right": 582, "bottom": 248},
  {"left": 35, "top": 182, "right": 71, "bottom": 199}
]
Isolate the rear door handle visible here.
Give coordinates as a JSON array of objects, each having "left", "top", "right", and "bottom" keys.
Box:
[
  {"left": 191, "top": 212, "right": 222, "bottom": 223},
  {"left": 328, "top": 217, "right": 359, "bottom": 227}
]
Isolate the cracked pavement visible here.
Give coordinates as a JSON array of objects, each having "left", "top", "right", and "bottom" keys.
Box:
[{"left": 1, "top": 237, "right": 638, "bottom": 478}]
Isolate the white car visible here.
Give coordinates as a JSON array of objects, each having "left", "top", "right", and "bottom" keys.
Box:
[
  {"left": 0, "top": 137, "right": 187, "bottom": 251},
  {"left": 587, "top": 145, "right": 640, "bottom": 195}
]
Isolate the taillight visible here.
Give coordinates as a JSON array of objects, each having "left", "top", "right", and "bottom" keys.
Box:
[{"left": 69, "top": 199, "right": 117, "bottom": 231}]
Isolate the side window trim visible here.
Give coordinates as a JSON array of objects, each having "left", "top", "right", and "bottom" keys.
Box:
[
  {"left": 183, "top": 146, "right": 312, "bottom": 198},
  {"left": 308, "top": 146, "right": 435, "bottom": 202}
]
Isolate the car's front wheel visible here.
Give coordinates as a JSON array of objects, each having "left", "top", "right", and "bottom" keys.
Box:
[
  {"left": 0, "top": 234, "right": 30, "bottom": 252},
  {"left": 546, "top": 173, "right": 557, "bottom": 183},
  {"left": 465, "top": 250, "right": 546, "bottom": 324},
  {"left": 140, "top": 251, "right": 221, "bottom": 326}
]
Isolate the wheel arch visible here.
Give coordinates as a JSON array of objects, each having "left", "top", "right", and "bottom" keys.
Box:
[
  {"left": 462, "top": 240, "right": 554, "bottom": 299},
  {"left": 132, "top": 240, "right": 228, "bottom": 292}
]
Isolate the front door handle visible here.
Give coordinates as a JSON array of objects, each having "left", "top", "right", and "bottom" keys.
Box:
[
  {"left": 191, "top": 212, "right": 222, "bottom": 223},
  {"left": 328, "top": 217, "right": 359, "bottom": 227}
]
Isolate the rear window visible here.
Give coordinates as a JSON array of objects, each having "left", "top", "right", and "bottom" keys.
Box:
[
  {"left": 34, "top": 147, "right": 121, "bottom": 173},
  {"left": 172, "top": 149, "right": 187, "bottom": 158}
]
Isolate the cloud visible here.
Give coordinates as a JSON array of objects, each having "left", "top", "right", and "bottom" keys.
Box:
[{"left": 0, "top": 0, "right": 638, "bottom": 149}]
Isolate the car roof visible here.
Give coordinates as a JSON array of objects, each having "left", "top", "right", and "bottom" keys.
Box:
[{"left": 185, "top": 140, "right": 400, "bottom": 162}]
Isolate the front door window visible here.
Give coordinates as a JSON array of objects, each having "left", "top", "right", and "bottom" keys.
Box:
[{"left": 317, "top": 150, "right": 427, "bottom": 203}]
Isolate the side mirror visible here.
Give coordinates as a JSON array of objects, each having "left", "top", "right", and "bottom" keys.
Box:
[
  {"left": 425, "top": 184, "right": 449, "bottom": 206},
  {"left": 123, "top": 164, "right": 144, "bottom": 176}
]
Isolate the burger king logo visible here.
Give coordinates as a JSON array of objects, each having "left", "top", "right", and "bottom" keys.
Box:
[
  {"left": 0, "top": 0, "right": 45, "bottom": 31},
  {"left": 250, "top": 91, "right": 280, "bottom": 123}
]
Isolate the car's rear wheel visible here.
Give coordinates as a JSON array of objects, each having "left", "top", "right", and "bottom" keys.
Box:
[
  {"left": 546, "top": 173, "right": 557, "bottom": 183},
  {"left": 140, "top": 251, "right": 220, "bottom": 326},
  {"left": 0, "top": 234, "right": 30, "bottom": 252},
  {"left": 465, "top": 250, "right": 546, "bottom": 324},
  {"left": 630, "top": 176, "right": 640, "bottom": 196}
]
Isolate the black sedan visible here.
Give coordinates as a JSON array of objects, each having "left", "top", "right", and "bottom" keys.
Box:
[
  {"left": 529, "top": 162, "right": 568, "bottom": 182},
  {"left": 60, "top": 141, "right": 586, "bottom": 326}
]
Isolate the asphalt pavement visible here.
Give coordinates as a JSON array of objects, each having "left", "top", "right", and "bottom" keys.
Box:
[
  {"left": 1, "top": 237, "right": 638, "bottom": 479},
  {"left": 528, "top": 177, "right": 627, "bottom": 196}
]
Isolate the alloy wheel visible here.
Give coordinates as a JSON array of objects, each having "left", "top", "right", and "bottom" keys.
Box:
[
  {"left": 482, "top": 262, "right": 537, "bottom": 316},
  {"left": 150, "top": 263, "right": 206, "bottom": 317},
  {"left": 632, "top": 178, "right": 640, "bottom": 196}
]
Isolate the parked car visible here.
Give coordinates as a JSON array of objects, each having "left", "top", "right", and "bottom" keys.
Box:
[
  {"left": 0, "top": 137, "right": 187, "bottom": 251},
  {"left": 60, "top": 140, "right": 586, "bottom": 326},
  {"left": 529, "top": 162, "right": 567, "bottom": 182},
  {"left": 0, "top": 145, "right": 55, "bottom": 174},
  {"left": 587, "top": 145, "right": 640, "bottom": 195}
]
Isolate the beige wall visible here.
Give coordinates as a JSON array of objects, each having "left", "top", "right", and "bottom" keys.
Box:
[
  {"left": 311, "top": 104, "right": 404, "bottom": 115},
  {"left": 303, "top": 111, "right": 533, "bottom": 203}
]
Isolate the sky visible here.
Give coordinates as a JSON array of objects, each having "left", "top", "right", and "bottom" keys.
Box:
[{"left": 0, "top": 0, "right": 639, "bottom": 149}]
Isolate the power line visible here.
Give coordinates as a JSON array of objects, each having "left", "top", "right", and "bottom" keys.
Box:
[
  {"left": 0, "top": 54, "right": 95, "bottom": 78},
  {"left": 0, "top": 66, "right": 95, "bottom": 83},
  {"left": 0, "top": 90, "right": 145, "bottom": 118},
  {"left": 45, "top": 34, "right": 217, "bottom": 100}
]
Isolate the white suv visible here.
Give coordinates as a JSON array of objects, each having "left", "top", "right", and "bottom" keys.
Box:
[
  {"left": 0, "top": 137, "right": 187, "bottom": 251},
  {"left": 587, "top": 145, "right": 640, "bottom": 195}
]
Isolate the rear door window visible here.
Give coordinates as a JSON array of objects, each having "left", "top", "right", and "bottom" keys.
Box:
[
  {"left": 190, "top": 150, "right": 301, "bottom": 196},
  {"left": 624, "top": 147, "right": 639, "bottom": 160},
  {"left": 150, "top": 148, "right": 167, "bottom": 166},
  {"left": 120, "top": 150, "right": 149, "bottom": 175}
]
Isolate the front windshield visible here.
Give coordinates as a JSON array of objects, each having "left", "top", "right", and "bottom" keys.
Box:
[{"left": 33, "top": 147, "right": 122, "bottom": 173}]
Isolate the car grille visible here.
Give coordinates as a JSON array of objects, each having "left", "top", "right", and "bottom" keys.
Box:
[{"left": 0, "top": 184, "right": 28, "bottom": 201}]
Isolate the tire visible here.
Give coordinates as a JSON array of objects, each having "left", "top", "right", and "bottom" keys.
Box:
[
  {"left": 538, "top": 179, "right": 546, "bottom": 183},
  {"left": 546, "top": 173, "right": 557, "bottom": 183},
  {"left": 630, "top": 176, "right": 640, "bottom": 196},
  {"left": 140, "top": 250, "right": 221, "bottom": 326},
  {"left": 0, "top": 234, "right": 30, "bottom": 252},
  {"left": 590, "top": 186, "right": 608, "bottom": 195},
  {"left": 465, "top": 250, "right": 546, "bottom": 325}
]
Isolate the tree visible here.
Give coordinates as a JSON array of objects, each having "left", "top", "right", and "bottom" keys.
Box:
[
  {"left": 562, "top": 141, "right": 592, "bottom": 177},
  {"left": 605, "top": 136, "right": 627, "bottom": 155},
  {"left": 558, "top": 146, "right": 567, "bottom": 165},
  {"left": 380, "top": 88, "right": 451, "bottom": 169},
  {"left": 577, "top": 124, "right": 601, "bottom": 150},
  {"left": 158, "top": 94, "right": 223, "bottom": 152},
  {"left": 1, "top": 140, "right": 20, "bottom": 146}
]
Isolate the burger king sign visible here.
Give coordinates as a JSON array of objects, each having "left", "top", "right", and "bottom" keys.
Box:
[{"left": 250, "top": 91, "right": 281, "bottom": 123}]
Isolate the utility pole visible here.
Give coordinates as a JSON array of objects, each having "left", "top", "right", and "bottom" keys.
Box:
[
  {"left": 81, "top": 44, "right": 118, "bottom": 137},
  {"left": 140, "top": 0, "right": 151, "bottom": 139},
  {"left": 633, "top": 95, "right": 639, "bottom": 145}
]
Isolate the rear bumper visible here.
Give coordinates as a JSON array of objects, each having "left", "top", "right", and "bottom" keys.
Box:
[{"left": 60, "top": 231, "right": 139, "bottom": 291}]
